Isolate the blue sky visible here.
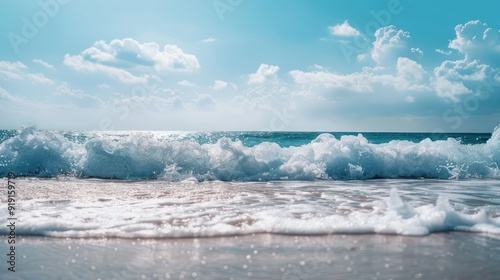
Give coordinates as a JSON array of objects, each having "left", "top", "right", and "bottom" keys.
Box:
[{"left": 0, "top": 0, "right": 499, "bottom": 132}]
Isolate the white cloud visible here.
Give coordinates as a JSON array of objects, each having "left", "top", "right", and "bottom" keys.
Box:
[
  {"left": 235, "top": 81, "right": 289, "bottom": 111},
  {"left": 213, "top": 80, "right": 228, "bottom": 90},
  {"left": 248, "top": 64, "right": 280, "bottom": 84},
  {"left": 397, "top": 57, "right": 426, "bottom": 83},
  {"left": 0, "top": 61, "right": 27, "bottom": 71},
  {"left": 449, "top": 20, "right": 500, "bottom": 63},
  {"left": 201, "top": 37, "right": 217, "bottom": 43},
  {"left": 432, "top": 59, "right": 493, "bottom": 101},
  {"left": 54, "top": 83, "right": 103, "bottom": 107},
  {"left": 26, "top": 73, "right": 54, "bottom": 85},
  {"left": 371, "top": 26, "right": 411, "bottom": 64},
  {"left": 436, "top": 49, "right": 452, "bottom": 56},
  {"left": 64, "top": 38, "right": 200, "bottom": 84},
  {"left": 432, "top": 76, "right": 471, "bottom": 101},
  {"left": 0, "top": 87, "right": 23, "bottom": 103},
  {"left": 98, "top": 83, "right": 111, "bottom": 89},
  {"left": 435, "top": 59, "right": 491, "bottom": 82},
  {"left": 329, "top": 21, "right": 361, "bottom": 37},
  {"left": 410, "top": 48, "right": 423, "bottom": 58},
  {"left": 0, "top": 60, "right": 54, "bottom": 85},
  {"left": 54, "top": 83, "right": 85, "bottom": 97},
  {"left": 0, "top": 69, "right": 23, "bottom": 80},
  {"left": 290, "top": 69, "right": 365, "bottom": 91},
  {"left": 191, "top": 94, "right": 216, "bottom": 109},
  {"left": 356, "top": 53, "right": 368, "bottom": 62},
  {"left": 64, "top": 54, "right": 147, "bottom": 84},
  {"left": 33, "top": 59, "right": 55, "bottom": 70},
  {"left": 431, "top": 20, "right": 500, "bottom": 102},
  {"left": 178, "top": 80, "right": 197, "bottom": 87},
  {"left": 405, "top": 96, "right": 415, "bottom": 103},
  {"left": 289, "top": 57, "right": 429, "bottom": 93}
]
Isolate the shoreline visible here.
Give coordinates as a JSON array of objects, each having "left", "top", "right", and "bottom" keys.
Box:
[{"left": 2, "top": 232, "right": 500, "bottom": 279}]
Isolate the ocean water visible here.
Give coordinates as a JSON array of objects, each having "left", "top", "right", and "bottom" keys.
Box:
[{"left": 1, "top": 126, "right": 500, "bottom": 238}]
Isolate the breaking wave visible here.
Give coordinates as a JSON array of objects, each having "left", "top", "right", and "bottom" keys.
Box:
[{"left": 1, "top": 126, "right": 499, "bottom": 180}]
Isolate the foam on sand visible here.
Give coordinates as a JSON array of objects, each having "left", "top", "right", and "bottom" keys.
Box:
[{"left": 1, "top": 179, "right": 499, "bottom": 238}]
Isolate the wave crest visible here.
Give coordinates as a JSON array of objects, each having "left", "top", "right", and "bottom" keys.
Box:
[{"left": 1, "top": 127, "right": 499, "bottom": 180}]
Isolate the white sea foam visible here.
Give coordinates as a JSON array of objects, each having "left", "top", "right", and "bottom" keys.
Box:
[
  {"left": 1, "top": 126, "right": 500, "bottom": 180},
  {"left": 1, "top": 179, "right": 499, "bottom": 238}
]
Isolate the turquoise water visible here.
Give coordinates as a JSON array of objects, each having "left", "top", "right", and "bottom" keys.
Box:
[{"left": 0, "top": 129, "right": 492, "bottom": 147}]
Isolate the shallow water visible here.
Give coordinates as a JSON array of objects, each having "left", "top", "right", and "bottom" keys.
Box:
[{"left": 2, "top": 178, "right": 500, "bottom": 238}]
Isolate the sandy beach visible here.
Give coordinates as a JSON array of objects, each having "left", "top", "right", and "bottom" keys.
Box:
[{"left": 2, "top": 232, "right": 500, "bottom": 280}]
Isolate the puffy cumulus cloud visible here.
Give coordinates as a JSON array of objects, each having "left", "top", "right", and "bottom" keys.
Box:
[
  {"left": 0, "top": 61, "right": 54, "bottom": 85},
  {"left": 431, "top": 21, "right": 499, "bottom": 102},
  {"left": 64, "top": 54, "right": 147, "bottom": 84},
  {"left": 248, "top": 64, "right": 280, "bottom": 84},
  {"left": 289, "top": 57, "right": 429, "bottom": 93},
  {"left": 432, "top": 59, "right": 493, "bottom": 101},
  {"left": 90, "top": 38, "right": 200, "bottom": 72},
  {"left": 435, "top": 60, "right": 492, "bottom": 82},
  {"left": 432, "top": 76, "right": 471, "bottom": 101},
  {"left": 329, "top": 20, "right": 361, "bottom": 37},
  {"left": 449, "top": 20, "right": 500, "bottom": 63},
  {"left": 371, "top": 26, "right": 411, "bottom": 64},
  {"left": 397, "top": 57, "right": 426, "bottom": 83},
  {"left": 213, "top": 80, "right": 228, "bottom": 90},
  {"left": 64, "top": 38, "right": 200, "bottom": 84}
]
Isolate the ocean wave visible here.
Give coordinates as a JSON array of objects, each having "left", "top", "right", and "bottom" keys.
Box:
[{"left": 1, "top": 126, "right": 500, "bottom": 180}]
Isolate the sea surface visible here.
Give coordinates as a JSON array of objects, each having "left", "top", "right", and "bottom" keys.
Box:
[{"left": 1, "top": 126, "right": 500, "bottom": 238}]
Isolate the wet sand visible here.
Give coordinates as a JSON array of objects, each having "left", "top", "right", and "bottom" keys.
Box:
[{"left": 2, "top": 232, "right": 500, "bottom": 280}]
